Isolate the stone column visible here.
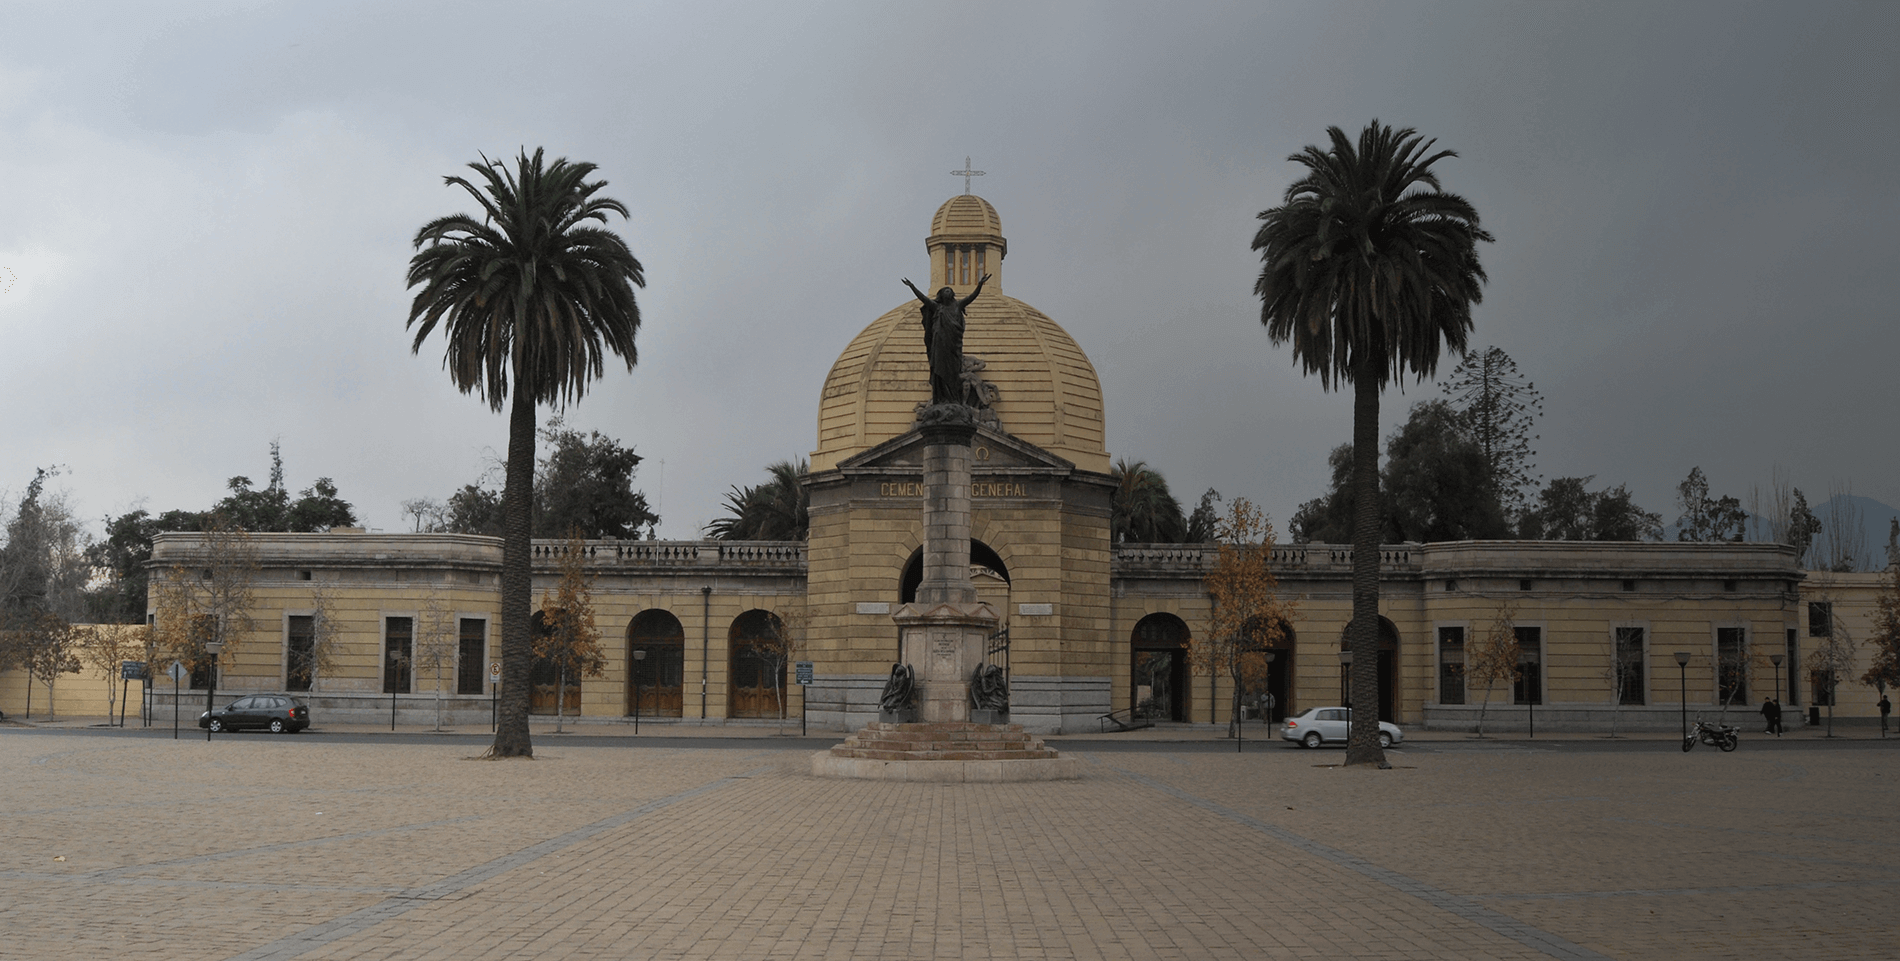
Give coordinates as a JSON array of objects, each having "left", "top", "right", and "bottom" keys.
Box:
[{"left": 892, "top": 406, "right": 999, "bottom": 723}]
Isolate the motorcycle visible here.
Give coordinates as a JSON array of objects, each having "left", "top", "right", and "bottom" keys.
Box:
[{"left": 1682, "top": 717, "right": 1739, "bottom": 753}]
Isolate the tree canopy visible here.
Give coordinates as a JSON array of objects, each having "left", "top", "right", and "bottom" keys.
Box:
[
  {"left": 707, "top": 459, "right": 809, "bottom": 541},
  {"left": 1110, "top": 459, "right": 1188, "bottom": 544},
  {"left": 1518, "top": 477, "right": 1662, "bottom": 541}
]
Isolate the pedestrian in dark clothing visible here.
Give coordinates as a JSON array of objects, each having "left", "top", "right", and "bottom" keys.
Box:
[
  {"left": 1761, "top": 698, "right": 1782, "bottom": 736},
  {"left": 1881, "top": 694, "right": 1891, "bottom": 737}
]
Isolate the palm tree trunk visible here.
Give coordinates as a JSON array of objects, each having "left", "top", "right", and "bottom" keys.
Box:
[
  {"left": 490, "top": 387, "right": 536, "bottom": 758},
  {"left": 1347, "top": 364, "right": 1388, "bottom": 767}
]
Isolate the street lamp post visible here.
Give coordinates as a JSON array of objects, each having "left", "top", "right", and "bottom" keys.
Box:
[
  {"left": 632, "top": 649, "right": 646, "bottom": 736},
  {"left": 1675, "top": 651, "right": 1692, "bottom": 741},
  {"left": 1338, "top": 648, "right": 1353, "bottom": 708},
  {"left": 1769, "top": 653, "right": 1784, "bottom": 734},
  {"left": 203, "top": 639, "right": 225, "bottom": 743}
]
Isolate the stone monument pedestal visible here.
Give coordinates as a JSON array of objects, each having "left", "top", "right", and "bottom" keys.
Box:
[
  {"left": 814, "top": 404, "right": 1075, "bottom": 782},
  {"left": 893, "top": 601, "right": 996, "bottom": 724}
]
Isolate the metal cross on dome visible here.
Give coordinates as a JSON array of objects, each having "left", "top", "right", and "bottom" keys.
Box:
[{"left": 950, "top": 156, "right": 985, "bottom": 194}]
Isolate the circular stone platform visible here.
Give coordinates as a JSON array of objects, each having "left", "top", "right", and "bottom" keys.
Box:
[{"left": 811, "top": 721, "right": 1081, "bottom": 782}]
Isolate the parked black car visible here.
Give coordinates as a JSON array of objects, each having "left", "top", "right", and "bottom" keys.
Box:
[{"left": 199, "top": 694, "right": 310, "bottom": 733}]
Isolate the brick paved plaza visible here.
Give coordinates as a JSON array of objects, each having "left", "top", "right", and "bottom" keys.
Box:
[{"left": 3, "top": 724, "right": 1896, "bottom": 960}]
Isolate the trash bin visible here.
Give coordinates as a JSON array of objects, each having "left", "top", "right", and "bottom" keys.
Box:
[{"left": 1809, "top": 706, "right": 1821, "bottom": 727}]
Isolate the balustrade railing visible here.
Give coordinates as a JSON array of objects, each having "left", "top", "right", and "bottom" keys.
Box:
[
  {"left": 1113, "top": 542, "right": 1417, "bottom": 574},
  {"left": 528, "top": 539, "right": 806, "bottom": 568}
]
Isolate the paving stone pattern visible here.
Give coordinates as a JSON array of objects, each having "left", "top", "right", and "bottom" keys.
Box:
[{"left": 3, "top": 732, "right": 1895, "bottom": 960}]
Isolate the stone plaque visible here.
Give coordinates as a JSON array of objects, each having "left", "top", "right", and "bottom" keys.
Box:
[
  {"left": 856, "top": 601, "right": 891, "bottom": 615},
  {"left": 1019, "top": 603, "right": 1054, "bottom": 616}
]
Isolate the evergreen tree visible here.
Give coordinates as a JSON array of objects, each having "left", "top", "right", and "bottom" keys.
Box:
[{"left": 1440, "top": 346, "right": 1542, "bottom": 517}]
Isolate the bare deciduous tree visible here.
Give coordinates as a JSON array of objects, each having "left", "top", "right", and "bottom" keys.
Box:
[
  {"left": 533, "top": 533, "right": 603, "bottom": 736},
  {"left": 78, "top": 624, "right": 144, "bottom": 723},
  {"left": 1818, "top": 481, "right": 1869, "bottom": 573},
  {"left": 413, "top": 583, "right": 459, "bottom": 731},
  {"left": 151, "top": 517, "right": 259, "bottom": 696},
  {"left": 1195, "top": 498, "right": 1298, "bottom": 739},
  {"left": 1805, "top": 587, "right": 1860, "bottom": 737},
  {"left": 1467, "top": 600, "right": 1521, "bottom": 737},
  {"left": 755, "top": 607, "right": 808, "bottom": 730}
]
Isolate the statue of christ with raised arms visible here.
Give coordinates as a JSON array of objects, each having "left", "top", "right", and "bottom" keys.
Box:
[{"left": 902, "top": 273, "right": 989, "bottom": 407}]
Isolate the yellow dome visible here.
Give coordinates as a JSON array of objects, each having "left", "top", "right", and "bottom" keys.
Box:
[
  {"left": 812, "top": 197, "right": 1107, "bottom": 473},
  {"left": 929, "top": 195, "right": 1006, "bottom": 255}
]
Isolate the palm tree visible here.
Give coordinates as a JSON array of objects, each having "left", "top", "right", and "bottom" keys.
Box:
[
  {"left": 406, "top": 148, "right": 645, "bottom": 758},
  {"left": 707, "top": 459, "right": 809, "bottom": 541},
  {"left": 1253, "top": 121, "right": 1490, "bottom": 766},
  {"left": 1111, "top": 458, "right": 1187, "bottom": 543}
]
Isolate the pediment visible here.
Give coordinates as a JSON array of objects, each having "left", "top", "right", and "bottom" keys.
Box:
[{"left": 836, "top": 423, "right": 1076, "bottom": 474}]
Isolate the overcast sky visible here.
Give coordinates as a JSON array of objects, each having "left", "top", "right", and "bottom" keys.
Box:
[{"left": 1, "top": 1, "right": 1895, "bottom": 540}]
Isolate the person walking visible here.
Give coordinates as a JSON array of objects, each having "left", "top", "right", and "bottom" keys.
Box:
[
  {"left": 1761, "top": 697, "right": 1782, "bottom": 737},
  {"left": 1880, "top": 694, "right": 1891, "bottom": 738}
]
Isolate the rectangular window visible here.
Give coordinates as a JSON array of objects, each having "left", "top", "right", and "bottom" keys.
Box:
[
  {"left": 959, "top": 246, "right": 970, "bottom": 285},
  {"left": 1513, "top": 626, "right": 1543, "bottom": 705},
  {"left": 457, "top": 618, "right": 486, "bottom": 695},
  {"left": 189, "top": 615, "right": 215, "bottom": 690},
  {"left": 287, "top": 615, "right": 315, "bottom": 692},
  {"left": 1717, "top": 627, "right": 1747, "bottom": 706},
  {"left": 975, "top": 245, "right": 986, "bottom": 281},
  {"left": 1438, "top": 627, "right": 1466, "bottom": 705},
  {"left": 1785, "top": 628, "right": 1799, "bottom": 705},
  {"left": 1811, "top": 670, "right": 1835, "bottom": 707},
  {"left": 1615, "top": 627, "right": 1646, "bottom": 705},
  {"left": 1809, "top": 602, "right": 1833, "bottom": 637},
  {"left": 384, "top": 616, "right": 413, "bottom": 695}
]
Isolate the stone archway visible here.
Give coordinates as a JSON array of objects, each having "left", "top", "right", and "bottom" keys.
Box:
[
  {"left": 1130, "top": 613, "right": 1191, "bottom": 722},
  {"left": 1338, "top": 617, "right": 1401, "bottom": 722},
  {"left": 1240, "top": 616, "right": 1296, "bottom": 723},
  {"left": 898, "top": 540, "right": 1011, "bottom": 658},
  {"left": 528, "top": 610, "right": 580, "bottom": 715},
  {"left": 728, "top": 610, "right": 786, "bottom": 719},
  {"left": 627, "top": 609, "right": 685, "bottom": 718}
]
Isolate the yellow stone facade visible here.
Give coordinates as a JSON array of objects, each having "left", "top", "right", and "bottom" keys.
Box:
[{"left": 10, "top": 194, "right": 1888, "bottom": 734}]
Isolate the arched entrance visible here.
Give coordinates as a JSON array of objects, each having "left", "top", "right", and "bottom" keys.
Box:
[
  {"left": 1130, "top": 613, "right": 1191, "bottom": 721},
  {"left": 899, "top": 540, "right": 1011, "bottom": 603},
  {"left": 627, "top": 610, "right": 685, "bottom": 718},
  {"left": 898, "top": 540, "right": 1011, "bottom": 657},
  {"left": 528, "top": 610, "right": 583, "bottom": 715},
  {"left": 1241, "top": 616, "right": 1296, "bottom": 724},
  {"left": 1338, "top": 617, "right": 1400, "bottom": 722},
  {"left": 728, "top": 610, "right": 787, "bottom": 718}
]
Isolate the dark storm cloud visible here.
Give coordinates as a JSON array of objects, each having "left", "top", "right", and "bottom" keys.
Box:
[{"left": 0, "top": 1, "right": 1893, "bottom": 537}]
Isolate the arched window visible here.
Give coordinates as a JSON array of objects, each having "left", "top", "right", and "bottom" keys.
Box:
[
  {"left": 1131, "top": 613, "right": 1191, "bottom": 721},
  {"left": 628, "top": 610, "right": 686, "bottom": 718},
  {"left": 728, "top": 610, "right": 787, "bottom": 719}
]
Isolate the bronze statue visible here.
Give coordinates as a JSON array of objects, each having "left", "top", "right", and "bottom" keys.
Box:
[
  {"left": 970, "top": 663, "right": 1009, "bottom": 713},
  {"left": 903, "top": 274, "right": 988, "bottom": 406}
]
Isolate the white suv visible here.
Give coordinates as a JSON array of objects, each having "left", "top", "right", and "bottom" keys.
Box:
[{"left": 1281, "top": 707, "right": 1403, "bottom": 749}]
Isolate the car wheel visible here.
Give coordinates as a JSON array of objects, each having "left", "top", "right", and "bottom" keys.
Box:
[
  {"left": 270, "top": 719, "right": 286, "bottom": 734},
  {"left": 208, "top": 718, "right": 225, "bottom": 733},
  {"left": 1378, "top": 731, "right": 1393, "bottom": 749},
  {"left": 1303, "top": 731, "right": 1323, "bottom": 749}
]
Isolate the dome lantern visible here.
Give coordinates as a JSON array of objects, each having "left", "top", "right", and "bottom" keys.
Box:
[{"left": 926, "top": 195, "right": 1006, "bottom": 293}]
